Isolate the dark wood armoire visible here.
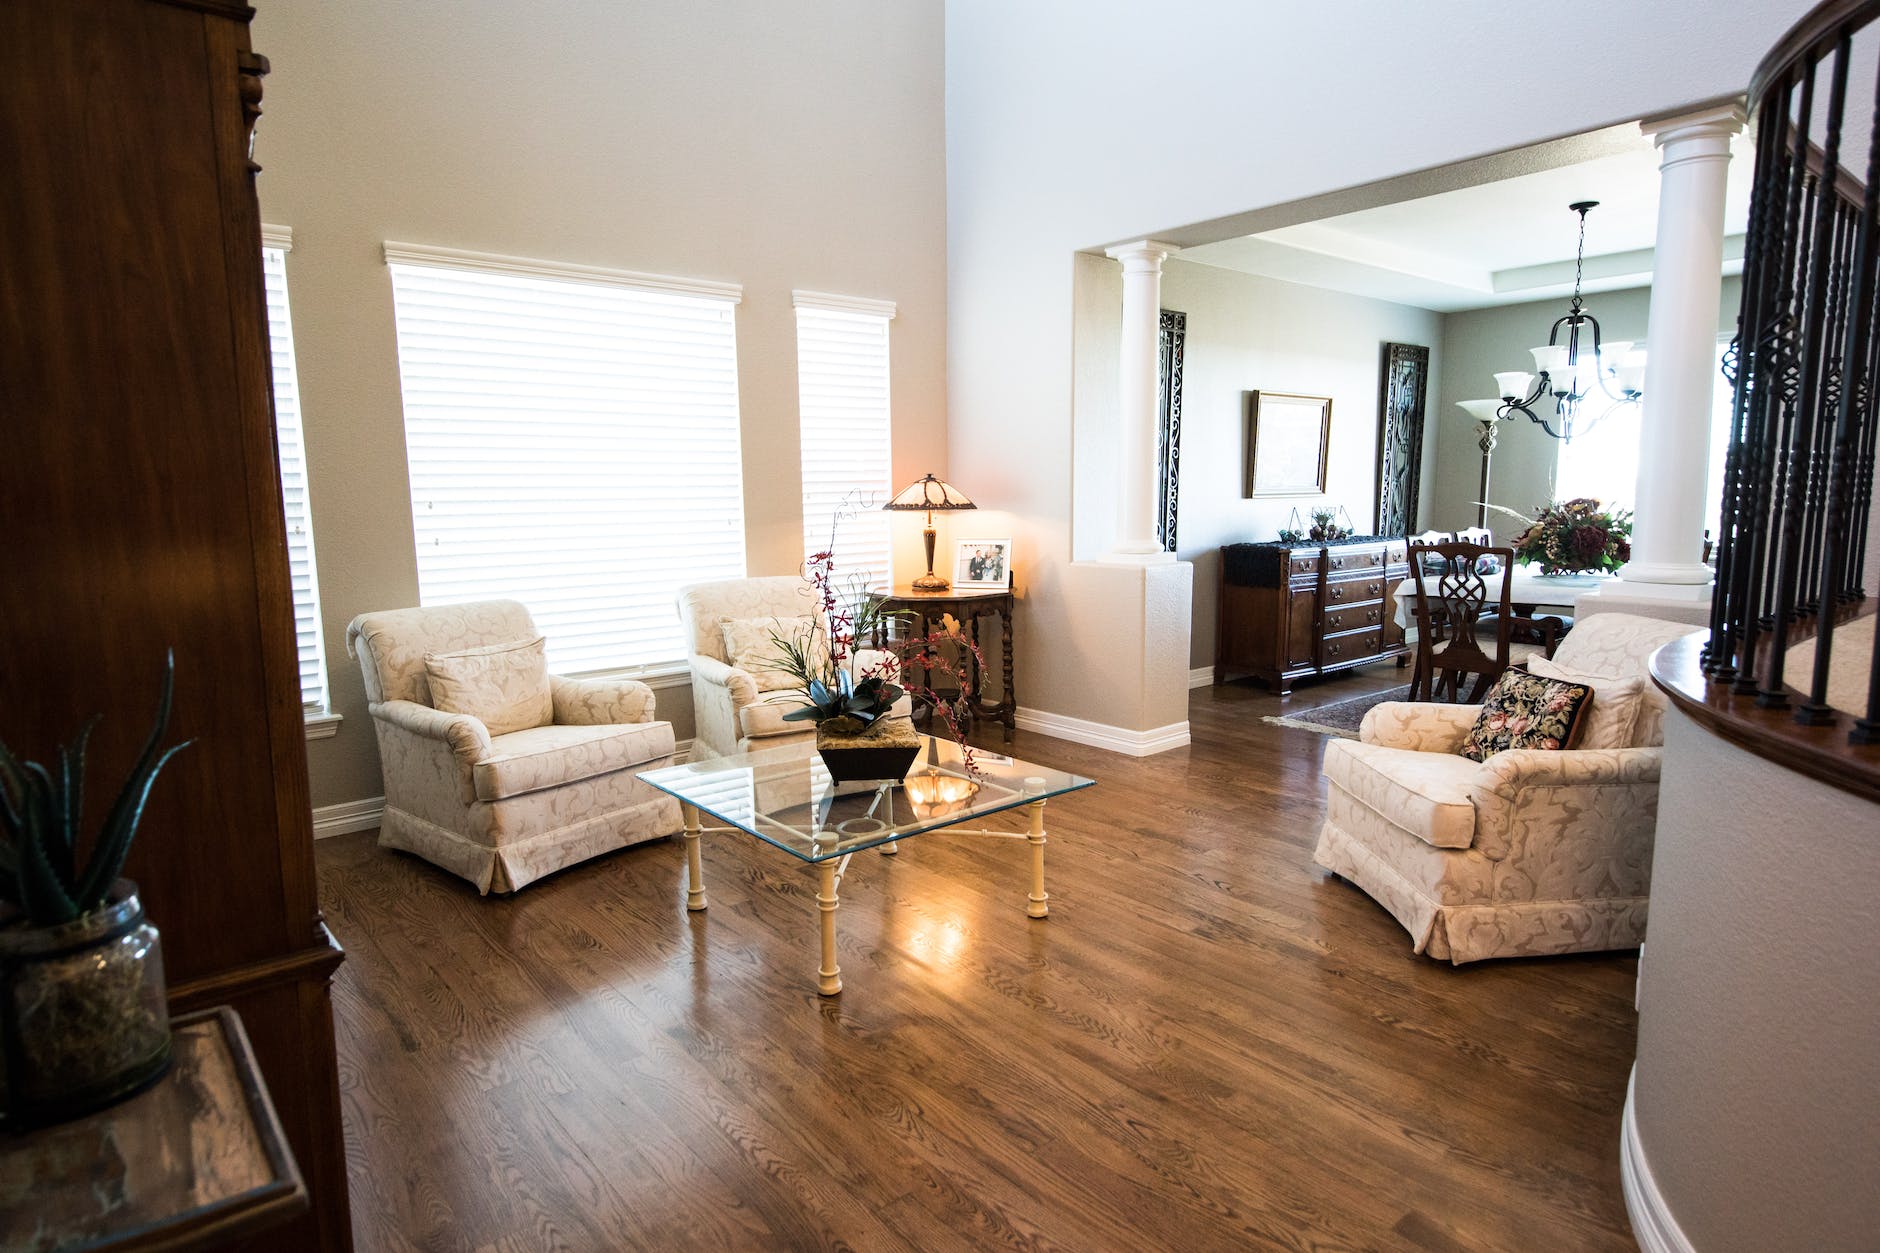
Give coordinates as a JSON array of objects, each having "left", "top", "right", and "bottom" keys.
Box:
[{"left": 1, "top": 1, "right": 352, "bottom": 1248}]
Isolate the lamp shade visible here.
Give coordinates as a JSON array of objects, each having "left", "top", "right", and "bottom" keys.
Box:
[
  {"left": 883, "top": 473, "right": 976, "bottom": 511},
  {"left": 1457, "top": 399, "right": 1503, "bottom": 423}
]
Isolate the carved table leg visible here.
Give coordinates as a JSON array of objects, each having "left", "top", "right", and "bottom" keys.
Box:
[
  {"left": 817, "top": 861, "right": 842, "bottom": 995},
  {"left": 682, "top": 803, "right": 706, "bottom": 911},
  {"left": 1026, "top": 799, "right": 1049, "bottom": 918}
]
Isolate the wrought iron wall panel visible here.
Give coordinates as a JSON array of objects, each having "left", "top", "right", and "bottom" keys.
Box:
[{"left": 1712, "top": 0, "right": 1880, "bottom": 742}]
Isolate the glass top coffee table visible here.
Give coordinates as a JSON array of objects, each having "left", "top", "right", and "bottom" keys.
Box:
[{"left": 638, "top": 736, "right": 1094, "bottom": 996}]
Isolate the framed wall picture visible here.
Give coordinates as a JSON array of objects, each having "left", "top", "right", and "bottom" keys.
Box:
[
  {"left": 1245, "top": 391, "right": 1332, "bottom": 497},
  {"left": 953, "top": 538, "right": 1012, "bottom": 589}
]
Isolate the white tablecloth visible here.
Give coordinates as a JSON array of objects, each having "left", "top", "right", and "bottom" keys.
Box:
[{"left": 1391, "top": 567, "right": 1609, "bottom": 632}]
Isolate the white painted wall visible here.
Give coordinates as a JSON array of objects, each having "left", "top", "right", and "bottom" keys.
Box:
[
  {"left": 1632, "top": 706, "right": 1880, "bottom": 1251},
  {"left": 252, "top": 0, "right": 947, "bottom": 807},
  {"left": 945, "top": 0, "right": 1810, "bottom": 728},
  {"left": 1073, "top": 254, "right": 1445, "bottom": 668}
]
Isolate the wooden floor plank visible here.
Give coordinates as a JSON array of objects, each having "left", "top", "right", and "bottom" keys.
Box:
[{"left": 319, "top": 670, "right": 1639, "bottom": 1250}]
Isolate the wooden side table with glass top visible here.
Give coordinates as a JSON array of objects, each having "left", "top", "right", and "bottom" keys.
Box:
[{"left": 870, "top": 585, "right": 1016, "bottom": 740}]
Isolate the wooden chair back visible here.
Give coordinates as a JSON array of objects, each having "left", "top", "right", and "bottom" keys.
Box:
[{"left": 1407, "top": 541, "right": 1515, "bottom": 702}]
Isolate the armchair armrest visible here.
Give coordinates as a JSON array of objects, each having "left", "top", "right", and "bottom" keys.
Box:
[
  {"left": 1359, "top": 702, "right": 1479, "bottom": 753},
  {"left": 1469, "top": 746, "right": 1663, "bottom": 861},
  {"left": 689, "top": 655, "right": 759, "bottom": 707},
  {"left": 369, "top": 699, "right": 491, "bottom": 763},
  {"left": 551, "top": 674, "right": 656, "bottom": 725}
]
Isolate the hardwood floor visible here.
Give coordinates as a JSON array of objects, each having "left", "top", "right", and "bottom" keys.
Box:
[{"left": 317, "top": 669, "right": 1641, "bottom": 1251}]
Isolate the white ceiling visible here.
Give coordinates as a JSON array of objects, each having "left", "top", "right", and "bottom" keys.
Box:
[{"left": 1180, "top": 132, "right": 1755, "bottom": 312}]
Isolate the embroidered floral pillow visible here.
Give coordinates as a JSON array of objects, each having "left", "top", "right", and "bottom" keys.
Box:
[{"left": 1458, "top": 669, "right": 1593, "bottom": 762}]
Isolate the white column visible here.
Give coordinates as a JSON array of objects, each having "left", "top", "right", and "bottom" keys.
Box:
[
  {"left": 1615, "top": 102, "right": 1745, "bottom": 593},
  {"left": 1104, "top": 239, "right": 1180, "bottom": 561}
]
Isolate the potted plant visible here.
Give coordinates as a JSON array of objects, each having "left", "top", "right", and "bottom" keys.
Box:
[
  {"left": 1490, "top": 498, "right": 1633, "bottom": 575},
  {"left": 771, "top": 510, "right": 987, "bottom": 783},
  {"left": 0, "top": 652, "right": 191, "bottom": 1126}
]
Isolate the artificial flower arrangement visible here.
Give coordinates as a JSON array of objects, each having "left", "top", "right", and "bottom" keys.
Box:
[
  {"left": 766, "top": 506, "right": 986, "bottom": 781},
  {"left": 1488, "top": 498, "right": 1633, "bottom": 575}
]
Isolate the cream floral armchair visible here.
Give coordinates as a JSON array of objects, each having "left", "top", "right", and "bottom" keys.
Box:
[
  {"left": 677, "top": 576, "right": 913, "bottom": 761},
  {"left": 347, "top": 600, "right": 680, "bottom": 894},
  {"left": 1314, "top": 612, "right": 1698, "bottom": 963}
]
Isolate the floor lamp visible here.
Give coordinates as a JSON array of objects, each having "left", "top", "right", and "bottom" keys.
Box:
[{"left": 1457, "top": 399, "right": 1508, "bottom": 530}]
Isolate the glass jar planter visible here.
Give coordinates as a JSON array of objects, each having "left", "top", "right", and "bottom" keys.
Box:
[{"left": 0, "top": 880, "right": 172, "bottom": 1127}]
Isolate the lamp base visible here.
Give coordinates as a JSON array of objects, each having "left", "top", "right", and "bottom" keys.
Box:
[{"left": 911, "top": 572, "right": 951, "bottom": 591}]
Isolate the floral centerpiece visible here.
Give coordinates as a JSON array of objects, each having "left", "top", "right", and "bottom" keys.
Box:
[
  {"left": 1490, "top": 498, "right": 1633, "bottom": 575},
  {"left": 767, "top": 507, "right": 986, "bottom": 782}
]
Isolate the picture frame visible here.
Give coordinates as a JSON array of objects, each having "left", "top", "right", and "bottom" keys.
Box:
[
  {"left": 1245, "top": 391, "right": 1332, "bottom": 497},
  {"left": 952, "top": 538, "right": 1012, "bottom": 589}
]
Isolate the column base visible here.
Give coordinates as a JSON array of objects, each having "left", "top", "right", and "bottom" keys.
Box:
[
  {"left": 1616, "top": 560, "right": 1714, "bottom": 586},
  {"left": 1102, "top": 547, "right": 1177, "bottom": 565},
  {"left": 1575, "top": 578, "right": 1714, "bottom": 627}
]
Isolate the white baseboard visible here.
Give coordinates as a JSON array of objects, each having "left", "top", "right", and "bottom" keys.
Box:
[
  {"left": 1621, "top": 1068, "right": 1695, "bottom": 1253},
  {"left": 312, "top": 795, "right": 384, "bottom": 839},
  {"left": 1013, "top": 708, "right": 1190, "bottom": 756},
  {"left": 1188, "top": 666, "right": 1214, "bottom": 689}
]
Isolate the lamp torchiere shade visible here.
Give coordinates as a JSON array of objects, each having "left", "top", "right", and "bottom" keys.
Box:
[{"left": 883, "top": 473, "right": 976, "bottom": 590}]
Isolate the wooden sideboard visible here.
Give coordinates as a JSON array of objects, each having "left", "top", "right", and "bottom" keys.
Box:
[{"left": 1215, "top": 538, "right": 1412, "bottom": 695}]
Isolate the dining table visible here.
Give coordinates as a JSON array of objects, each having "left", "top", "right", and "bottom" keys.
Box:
[{"left": 1391, "top": 565, "right": 1610, "bottom": 635}]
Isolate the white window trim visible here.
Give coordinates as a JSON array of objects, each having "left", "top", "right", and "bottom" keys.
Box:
[
  {"left": 261, "top": 223, "right": 340, "bottom": 739},
  {"left": 383, "top": 240, "right": 742, "bottom": 304},
  {"left": 792, "top": 289, "right": 896, "bottom": 319}
]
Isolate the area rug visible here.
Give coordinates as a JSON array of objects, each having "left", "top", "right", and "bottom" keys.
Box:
[{"left": 1263, "top": 685, "right": 1412, "bottom": 739}]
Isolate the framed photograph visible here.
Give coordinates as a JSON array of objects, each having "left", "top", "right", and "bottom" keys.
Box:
[
  {"left": 953, "top": 538, "right": 1012, "bottom": 589},
  {"left": 1245, "top": 391, "right": 1332, "bottom": 497}
]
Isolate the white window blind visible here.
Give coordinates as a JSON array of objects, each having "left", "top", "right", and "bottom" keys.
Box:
[
  {"left": 795, "top": 295, "right": 895, "bottom": 592},
  {"left": 386, "top": 248, "right": 748, "bottom": 674},
  {"left": 261, "top": 239, "right": 330, "bottom": 712}
]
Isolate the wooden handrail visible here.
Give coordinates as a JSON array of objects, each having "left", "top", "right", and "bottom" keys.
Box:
[{"left": 1652, "top": 632, "right": 1880, "bottom": 805}]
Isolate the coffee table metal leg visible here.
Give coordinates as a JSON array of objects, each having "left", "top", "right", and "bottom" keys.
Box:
[
  {"left": 1026, "top": 799, "right": 1049, "bottom": 918},
  {"left": 817, "top": 861, "right": 842, "bottom": 995},
  {"left": 682, "top": 803, "right": 707, "bottom": 912}
]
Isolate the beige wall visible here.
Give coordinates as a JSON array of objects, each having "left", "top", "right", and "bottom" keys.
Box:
[
  {"left": 1633, "top": 706, "right": 1880, "bottom": 1251},
  {"left": 252, "top": 0, "right": 947, "bottom": 808},
  {"left": 1431, "top": 278, "right": 1743, "bottom": 539},
  {"left": 1072, "top": 255, "right": 1445, "bottom": 669}
]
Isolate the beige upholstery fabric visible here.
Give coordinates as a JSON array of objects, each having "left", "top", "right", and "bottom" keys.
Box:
[
  {"left": 346, "top": 600, "right": 679, "bottom": 893},
  {"left": 474, "top": 722, "right": 676, "bottom": 801},
  {"left": 1315, "top": 612, "right": 1695, "bottom": 963},
  {"left": 424, "top": 635, "right": 553, "bottom": 736},
  {"left": 1323, "top": 741, "right": 1478, "bottom": 849},
  {"left": 1527, "top": 655, "right": 1646, "bottom": 749},
  {"left": 677, "top": 578, "right": 912, "bottom": 760},
  {"left": 720, "top": 616, "right": 819, "bottom": 692}
]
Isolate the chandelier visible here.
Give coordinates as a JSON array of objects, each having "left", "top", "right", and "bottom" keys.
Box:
[{"left": 1459, "top": 200, "right": 1647, "bottom": 443}]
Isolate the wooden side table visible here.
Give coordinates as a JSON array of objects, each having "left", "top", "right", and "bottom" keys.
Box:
[
  {"left": 0, "top": 1007, "right": 306, "bottom": 1252},
  {"left": 871, "top": 586, "right": 1016, "bottom": 740}
]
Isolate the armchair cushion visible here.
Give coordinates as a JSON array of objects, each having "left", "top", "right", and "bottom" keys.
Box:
[
  {"left": 1458, "top": 669, "right": 1591, "bottom": 762},
  {"left": 1323, "top": 740, "right": 1480, "bottom": 850},
  {"left": 720, "top": 616, "right": 822, "bottom": 692},
  {"left": 473, "top": 721, "right": 677, "bottom": 802},
  {"left": 424, "top": 635, "right": 552, "bottom": 736}
]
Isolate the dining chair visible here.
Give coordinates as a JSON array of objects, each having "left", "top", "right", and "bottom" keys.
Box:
[
  {"left": 1454, "top": 525, "right": 1492, "bottom": 546},
  {"left": 1406, "top": 540, "right": 1515, "bottom": 702}
]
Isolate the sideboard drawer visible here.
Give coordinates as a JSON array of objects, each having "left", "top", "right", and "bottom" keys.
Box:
[
  {"left": 1289, "top": 553, "right": 1320, "bottom": 576},
  {"left": 1322, "top": 628, "right": 1385, "bottom": 664},
  {"left": 1322, "top": 602, "right": 1386, "bottom": 635},
  {"left": 1324, "top": 548, "right": 1385, "bottom": 574},
  {"left": 1323, "top": 576, "right": 1387, "bottom": 605}
]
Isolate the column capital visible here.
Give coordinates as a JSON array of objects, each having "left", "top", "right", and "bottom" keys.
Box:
[
  {"left": 1104, "top": 239, "right": 1182, "bottom": 271},
  {"left": 1640, "top": 99, "right": 1747, "bottom": 149}
]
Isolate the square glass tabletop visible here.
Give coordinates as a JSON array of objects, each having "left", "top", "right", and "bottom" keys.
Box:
[{"left": 638, "top": 736, "right": 1094, "bottom": 863}]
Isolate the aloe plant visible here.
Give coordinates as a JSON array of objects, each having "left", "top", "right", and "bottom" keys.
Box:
[{"left": 0, "top": 652, "right": 191, "bottom": 927}]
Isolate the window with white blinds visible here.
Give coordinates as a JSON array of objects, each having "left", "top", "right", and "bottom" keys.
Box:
[
  {"left": 261, "top": 238, "right": 330, "bottom": 713},
  {"left": 386, "top": 246, "right": 748, "bottom": 674},
  {"left": 795, "top": 295, "right": 895, "bottom": 591}
]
